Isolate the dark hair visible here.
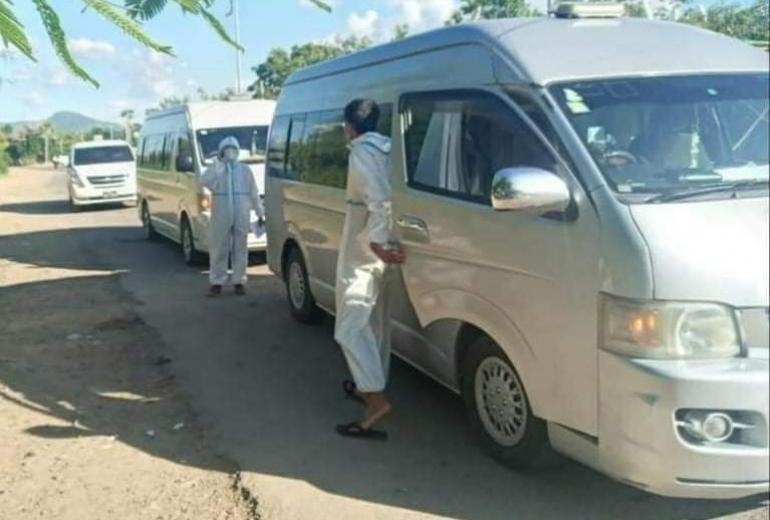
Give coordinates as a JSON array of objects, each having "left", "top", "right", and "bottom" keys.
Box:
[{"left": 344, "top": 99, "right": 380, "bottom": 136}]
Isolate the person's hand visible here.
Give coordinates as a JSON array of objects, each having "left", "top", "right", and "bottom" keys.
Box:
[{"left": 371, "top": 242, "right": 405, "bottom": 265}]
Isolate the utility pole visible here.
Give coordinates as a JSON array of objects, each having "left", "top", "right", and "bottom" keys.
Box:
[{"left": 233, "top": 0, "right": 242, "bottom": 95}]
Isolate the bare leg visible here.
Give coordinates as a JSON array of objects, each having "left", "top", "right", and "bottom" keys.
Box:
[{"left": 359, "top": 392, "right": 392, "bottom": 430}]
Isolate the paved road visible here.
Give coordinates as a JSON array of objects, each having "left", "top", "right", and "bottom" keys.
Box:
[{"left": 2, "top": 167, "right": 767, "bottom": 520}]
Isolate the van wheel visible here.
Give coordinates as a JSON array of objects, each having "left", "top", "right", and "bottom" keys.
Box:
[
  {"left": 462, "top": 336, "right": 548, "bottom": 470},
  {"left": 285, "top": 247, "right": 323, "bottom": 324},
  {"left": 181, "top": 218, "right": 206, "bottom": 266},
  {"left": 141, "top": 202, "right": 159, "bottom": 241}
]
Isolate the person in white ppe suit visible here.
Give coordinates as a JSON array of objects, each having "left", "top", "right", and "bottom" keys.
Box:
[
  {"left": 335, "top": 99, "right": 405, "bottom": 441},
  {"left": 201, "top": 137, "right": 264, "bottom": 297}
]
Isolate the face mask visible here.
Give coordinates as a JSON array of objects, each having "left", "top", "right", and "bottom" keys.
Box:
[{"left": 223, "top": 148, "right": 239, "bottom": 162}]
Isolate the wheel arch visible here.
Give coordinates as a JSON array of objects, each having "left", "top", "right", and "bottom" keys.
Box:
[{"left": 415, "top": 292, "right": 546, "bottom": 418}]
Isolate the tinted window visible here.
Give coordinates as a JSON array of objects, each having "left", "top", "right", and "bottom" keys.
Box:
[
  {"left": 303, "top": 110, "right": 348, "bottom": 188},
  {"left": 196, "top": 126, "right": 269, "bottom": 162},
  {"left": 402, "top": 91, "right": 555, "bottom": 203},
  {"left": 377, "top": 103, "right": 393, "bottom": 137},
  {"left": 139, "top": 135, "right": 167, "bottom": 171},
  {"left": 73, "top": 145, "right": 133, "bottom": 166},
  {"left": 286, "top": 116, "right": 307, "bottom": 180},
  {"left": 267, "top": 116, "right": 291, "bottom": 178}
]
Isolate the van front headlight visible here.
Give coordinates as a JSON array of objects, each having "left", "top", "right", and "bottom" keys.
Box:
[{"left": 600, "top": 295, "right": 741, "bottom": 359}]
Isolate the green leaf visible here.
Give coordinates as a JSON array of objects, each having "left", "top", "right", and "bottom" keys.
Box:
[
  {"left": 83, "top": 0, "right": 173, "bottom": 55},
  {"left": 124, "top": 0, "right": 169, "bottom": 20},
  {"left": 200, "top": 8, "right": 243, "bottom": 52},
  {"left": 0, "top": 0, "right": 35, "bottom": 60},
  {"left": 306, "top": 0, "right": 332, "bottom": 13},
  {"left": 30, "top": 0, "right": 98, "bottom": 87}
]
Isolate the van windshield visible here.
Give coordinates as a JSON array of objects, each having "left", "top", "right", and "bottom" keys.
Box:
[
  {"left": 550, "top": 74, "right": 769, "bottom": 201},
  {"left": 73, "top": 146, "right": 133, "bottom": 166},
  {"left": 196, "top": 126, "right": 269, "bottom": 164}
]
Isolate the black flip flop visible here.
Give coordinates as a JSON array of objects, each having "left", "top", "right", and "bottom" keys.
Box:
[
  {"left": 342, "top": 380, "right": 365, "bottom": 405},
  {"left": 335, "top": 422, "right": 388, "bottom": 441}
]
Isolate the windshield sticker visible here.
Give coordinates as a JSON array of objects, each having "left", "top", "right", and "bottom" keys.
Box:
[{"left": 564, "top": 89, "right": 590, "bottom": 114}]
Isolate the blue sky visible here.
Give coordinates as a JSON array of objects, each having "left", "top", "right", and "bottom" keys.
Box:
[
  {"left": 0, "top": 0, "right": 468, "bottom": 123},
  {"left": 0, "top": 0, "right": 741, "bottom": 124}
]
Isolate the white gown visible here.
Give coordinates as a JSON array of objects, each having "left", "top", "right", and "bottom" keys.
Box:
[
  {"left": 334, "top": 132, "right": 394, "bottom": 393},
  {"left": 201, "top": 138, "right": 264, "bottom": 286}
]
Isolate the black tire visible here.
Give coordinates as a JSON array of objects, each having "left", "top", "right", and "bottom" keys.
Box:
[
  {"left": 141, "top": 202, "right": 160, "bottom": 241},
  {"left": 181, "top": 217, "right": 206, "bottom": 267},
  {"left": 284, "top": 247, "right": 323, "bottom": 324},
  {"left": 461, "top": 335, "right": 549, "bottom": 470}
]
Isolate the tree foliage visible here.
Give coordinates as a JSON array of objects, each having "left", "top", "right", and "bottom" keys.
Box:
[
  {"left": 449, "top": 0, "right": 541, "bottom": 23},
  {"left": 250, "top": 37, "right": 371, "bottom": 99},
  {"left": 679, "top": 0, "right": 769, "bottom": 42},
  {"left": 0, "top": 0, "right": 331, "bottom": 87}
]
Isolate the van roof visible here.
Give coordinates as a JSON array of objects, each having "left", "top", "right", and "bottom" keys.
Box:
[
  {"left": 72, "top": 139, "right": 131, "bottom": 149},
  {"left": 144, "top": 99, "right": 277, "bottom": 129},
  {"left": 286, "top": 18, "right": 769, "bottom": 86}
]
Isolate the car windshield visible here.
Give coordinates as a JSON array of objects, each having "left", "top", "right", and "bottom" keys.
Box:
[
  {"left": 73, "top": 145, "right": 133, "bottom": 166},
  {"left": 550, "top": 74, "right": 769, "bottom": 201},
  {"left": 196, "top": 126, "right": 269, "bottom": 164}
]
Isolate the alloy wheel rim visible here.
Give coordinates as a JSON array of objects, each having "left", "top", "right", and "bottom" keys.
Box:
[
  {"left": 474, "top": 356, "right": 528, "bottom": 447},
  {"left": 289, "top": 261, "right": 306, "bottom": 310}
]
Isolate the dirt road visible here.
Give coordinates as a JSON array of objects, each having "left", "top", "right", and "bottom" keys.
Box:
[{"left": 1, "top": 167, "right": 768, "bottom": 520}]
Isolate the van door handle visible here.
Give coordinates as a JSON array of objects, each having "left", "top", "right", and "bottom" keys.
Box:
[{"left": 397, "top": 215, "right": 429, "bottom": 241}]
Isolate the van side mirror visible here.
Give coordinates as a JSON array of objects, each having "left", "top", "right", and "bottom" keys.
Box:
[
  {"left": 491, "top": 167, "right": 571, "bottom": 213},
  {"left": 176, "top": 154, "right": 195, "bottom": 173}
]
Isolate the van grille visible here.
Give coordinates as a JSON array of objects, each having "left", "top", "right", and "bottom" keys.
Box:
[{"left": 88, "top": 174, "right": 126, "bottom": 186}]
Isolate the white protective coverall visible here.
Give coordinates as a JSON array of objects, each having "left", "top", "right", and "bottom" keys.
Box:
[
  {"left": 201, "top": 137, "right": 264, "bottom": 286},
  {"left": 334, "top": 132, "right": 394, "bottom": 393}
]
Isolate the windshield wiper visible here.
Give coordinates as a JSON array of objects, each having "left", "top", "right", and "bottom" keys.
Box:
[{"left": 646, "top": 179, "right": 769, "bottom": 203}]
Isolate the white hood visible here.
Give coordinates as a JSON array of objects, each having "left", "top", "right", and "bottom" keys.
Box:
[
  {"left": 354, "top": 132, "right": 392, "bottom": 154},
  {"left": 630, "top": 197, "right": 769, "bottom": 307}
]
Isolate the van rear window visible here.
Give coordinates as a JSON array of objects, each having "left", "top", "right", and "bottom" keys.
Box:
[{"left": 74, "top": 146, "right": 133, "bottom": 166}]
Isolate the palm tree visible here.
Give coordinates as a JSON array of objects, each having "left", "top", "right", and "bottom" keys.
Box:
[{"left": 0, "top": 0, "right": 331, "bottom": 87}]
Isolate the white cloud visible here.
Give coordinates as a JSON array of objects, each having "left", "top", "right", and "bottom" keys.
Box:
[
  {"left": 388, "top": 0, "right": 457, "bottom": 32},
  {"left": 130, "top": 49, "right": 177, "bottom": 99},
  {"left": 69, "top": 38, "right": 116, "bottom": 58},
  {"left": 347, "top": 10, "right": 381, "bottom": 39},
  {"left": 23, "top": 91, "right": 46, "bottom": 107},
  {"left": 47, "top": 67, "right": 69, "bottom": 86}
]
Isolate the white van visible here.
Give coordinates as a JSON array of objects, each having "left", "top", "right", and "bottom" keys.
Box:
[
  {"left": 67, "top": 140, "right": 136, "bottom": 209},
  {"left": 137, "top": 99, "right": 276, "bottom": 264},
  {"left": 266, "top": 11, "right": 769, "bottom": 499}
]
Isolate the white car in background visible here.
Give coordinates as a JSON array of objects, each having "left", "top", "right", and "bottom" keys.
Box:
[{"left": 67, "top": 140, "right": 137, "bottom": 210}]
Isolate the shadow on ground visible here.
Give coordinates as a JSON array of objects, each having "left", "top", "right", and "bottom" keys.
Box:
[
  {"left": 0, "top": 199, "right": 131, "bottom": 216},
  {"left": 0, "top": 221, "right": 767, "bottom": 520}
]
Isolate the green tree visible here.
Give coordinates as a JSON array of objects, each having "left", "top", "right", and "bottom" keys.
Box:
[
  {"left": 250, "top": 37, "right": 371, "bottom": 99},
  {"left": 0, "top": 126, "right": 10, "bottom": 174},
  {"left": 449, "top": 0, "right": 541, "bottom": 23},
  {"left": 393, "top": 23, "right": 410, "bottom": 40},
  {"left": 679, "top": 0, "right": 769, "bottom": 42},
  {"left": 0, "top": 0, "right": 331, "bottom": 87}
]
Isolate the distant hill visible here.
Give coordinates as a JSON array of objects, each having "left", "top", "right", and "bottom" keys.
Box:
[{"left": 4, "top": 111, "right": 121, "bottom": 135}]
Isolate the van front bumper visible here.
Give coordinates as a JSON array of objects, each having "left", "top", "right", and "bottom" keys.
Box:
[
  {"left": 598, "top": 351, "right": 769, "bottom": 499},
  {"left": 71, "top": 183, "right": 137, "bottom": 206}
]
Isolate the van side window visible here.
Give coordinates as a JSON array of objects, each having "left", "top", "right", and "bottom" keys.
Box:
[
  {"left": 267, "top": 116, "right": 291, "bottom": 178},
  {"left": 286, "top": 116, "right": 307, "bottom": 180},
  {"left": 377, "top": 103, "right": 394, "bottom": 138},
  {"left": 160, "top": 134, "right": 173, "bottom": 171},
  {"left": 402, "top": 91, "right": 555, "bottom": 203},
  {"left": 303, "top": 110, "right": 348, "bottom": 188},
  {"left": 141, "top": 135, "right": 165, "bottom": 171}
]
